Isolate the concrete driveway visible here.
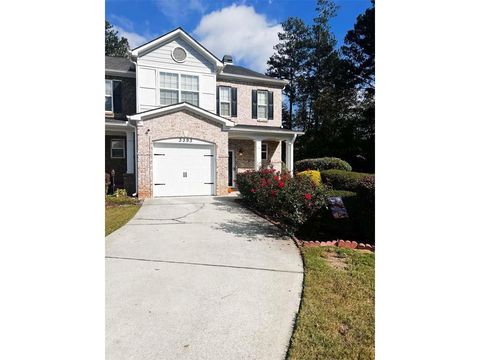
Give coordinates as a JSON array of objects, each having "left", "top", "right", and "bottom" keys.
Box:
[{"left": 106, "top": 196, "right": 303, "bottom": 360}]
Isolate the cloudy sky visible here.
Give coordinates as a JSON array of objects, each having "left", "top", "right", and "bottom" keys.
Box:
[{"left": 106, "top": 0, "right": 371, "bottom": 72}]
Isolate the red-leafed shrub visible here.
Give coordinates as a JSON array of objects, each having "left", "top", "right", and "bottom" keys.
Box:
[{"left": 236, "top": 168, "right": 327, "bottom": 229}]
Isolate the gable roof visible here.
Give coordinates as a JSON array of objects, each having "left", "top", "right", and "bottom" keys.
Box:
[
  {"left": 127, "top": 102, "right": 235, "bottom": 127},
  {"left": 218, "top": 64, "right": 287, "bottom": 86},
  {"left": 129, "top": 27, "right": 223, "bottom": 68}
]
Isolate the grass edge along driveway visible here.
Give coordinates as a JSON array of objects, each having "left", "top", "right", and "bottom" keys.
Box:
[
  {"left": 105, "top": 204, "right": 140, "bottom": 236},
  {"left": 288, "top": 246, "right": 375, "bottom": 360}
]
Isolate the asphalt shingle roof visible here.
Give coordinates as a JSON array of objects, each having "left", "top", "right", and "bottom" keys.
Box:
[
  {"left": 105, "top": 56, "right": 135, "bottom": 73},
  {"left": 220, "top": 64, "right": 275, "bottom": 80}
]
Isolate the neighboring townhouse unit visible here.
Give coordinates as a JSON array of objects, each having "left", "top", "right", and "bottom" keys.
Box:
[{"left": 105, "top": 27, "right": 303, "bottom": 198}]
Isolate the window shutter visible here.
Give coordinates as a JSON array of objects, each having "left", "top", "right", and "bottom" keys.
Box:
[
  {"left": 252, "top": 90, "right": 257, "bottom": 119},
  {"left": 216, "top": 86, "right": 220, "bottom": 115},
  {"left": 231, "top": 87, "right": 237, "bottom": 117},
  {"left": 267, "top": 91, "right": 274, "bottom": 120},
  {"left": 113, "top": 80, "right": 122, "bottom": 114}
]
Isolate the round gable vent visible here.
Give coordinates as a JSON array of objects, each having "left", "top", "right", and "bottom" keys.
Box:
[{"left": 172, "top": 47, "right": 187, "bottom": 62}]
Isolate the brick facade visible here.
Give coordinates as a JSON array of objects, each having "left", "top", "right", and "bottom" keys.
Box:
[
  {"left": 105, "top": 75, "right": 136, "bottom": 121},
  {"left": 229, "top": 139, "right": 282, "bottom": 174},
  {"left": 136, "top": 110, "right": 229, "bottom": 198},
  {"left": 216, "top": 79, "right": 283, "bottom": 127}
]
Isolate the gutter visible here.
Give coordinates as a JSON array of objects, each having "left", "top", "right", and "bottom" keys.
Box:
[{"left": 217, "top": 72, "right": 288, "bottom": 87}]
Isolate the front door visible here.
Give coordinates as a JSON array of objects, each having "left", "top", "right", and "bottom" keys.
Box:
[{"left": 228, "top": 150, "right": 235, "bottom": 187}]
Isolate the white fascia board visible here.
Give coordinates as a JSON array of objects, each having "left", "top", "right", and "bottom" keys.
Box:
[
  {"left": 217, "top": 73, "right": 288, "bottom": 87},
  {"left": 127, "top": 102, "right": 235, "bottom": 127},
  {"left": 229, "top": 127, "right": 304, "bottom": 135},
  {"left": 105, "top": 69, "right": 136, "bottom": 78},
  {"left": 131, "top": 28, "right": 223, "bottom": 68}
]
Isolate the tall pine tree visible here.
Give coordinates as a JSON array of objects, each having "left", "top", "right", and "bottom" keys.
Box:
[
  {"left": 266, "top": 17, "right": 310, "bottom": 129},
  {"left": 105, "top": 21, "right": 130, "bottom": 57}
]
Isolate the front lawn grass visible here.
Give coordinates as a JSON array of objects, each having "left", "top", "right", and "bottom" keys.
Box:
[
  {"left": 105, "top": 195, "right": 141, "bottom": 236},
  {"left": 288, "top": 246, "right": 375, "bottom": 360}
]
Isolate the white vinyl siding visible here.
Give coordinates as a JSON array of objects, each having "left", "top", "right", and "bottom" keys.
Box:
[
  {"left": 105, "top": 80, "right": 113, "bottom": 112},
  {"left": 257, "top": 91, "right": 268, "bottom": 119},
  {"left": 111, "top": 139, "right": 125, "bottom": 159},
  {"left": 136, "top": 37, "right": 216, "bottom": 112},
  {"left": 219, "top": 87, "right": 231, "bottom": 116}
]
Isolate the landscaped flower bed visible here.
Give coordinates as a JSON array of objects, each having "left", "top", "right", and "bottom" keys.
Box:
[{"left": 236, "top": 164, "right": 375, "bottom": 245}]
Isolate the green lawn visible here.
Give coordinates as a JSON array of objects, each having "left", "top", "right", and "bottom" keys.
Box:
[
  {"left": 105, "top": 204, "right": 140, "bottom": 236},
  {"left": 288, "top": 246, "right": 375, "bottom": 360}
]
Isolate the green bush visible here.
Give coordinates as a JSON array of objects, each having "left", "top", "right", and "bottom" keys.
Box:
[
  {"left": 236, "top": 168, "right": 328, "bottom": 230},
  {"left": 295, "top": 157, "right": 352, "bottom": 172},
  {"left": 297, "top": 170, "right": 322, "bottom": 187},
  {"left": 321, "top": 170, "right": 373, "bottom": 191},
  {"left": 298, "top": 174, "right": 375, "bottom": 243}
]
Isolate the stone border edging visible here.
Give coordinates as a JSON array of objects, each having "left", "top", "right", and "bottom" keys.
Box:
[
  {"left": 245, "top": 203, "right": 375, "bottom": 253},
  {"left": 299, "top": 238, "right": 375, "bottom": 252}
]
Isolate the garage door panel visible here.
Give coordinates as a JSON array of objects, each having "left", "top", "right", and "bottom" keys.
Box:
[{"left": 153, "top": 142, "right": 215, "bottom": 197}]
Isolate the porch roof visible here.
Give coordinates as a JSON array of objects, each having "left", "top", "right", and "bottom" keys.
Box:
[{"left": 228, "top": 125, "right": 304, "bottom": 141}]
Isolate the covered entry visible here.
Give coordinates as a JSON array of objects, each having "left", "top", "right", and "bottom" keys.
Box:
[{"left": 153, "top": 138, "right": 215, "bottom": 197}]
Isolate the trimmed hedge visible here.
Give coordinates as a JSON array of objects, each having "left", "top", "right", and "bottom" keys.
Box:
[
  {"left": 297, "top": 170, "right": 322, "bottom": 187},
  {"left": 295, "top": 157, "right": 352, "bottom": 172},
  {"left": 321, "top": 169, "right": 372, "bottom": 191}
]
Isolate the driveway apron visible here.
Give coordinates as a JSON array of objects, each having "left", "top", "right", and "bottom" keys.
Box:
[{"left": 106, "top": 196, "right": 303, "bottom": 360}]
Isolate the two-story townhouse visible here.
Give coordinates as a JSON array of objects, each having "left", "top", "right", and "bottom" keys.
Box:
[
  {"left": 105, "top": 56, "right": 136, "bottom": 193},
  {"left": 106, "top": 27, "right": 303, "bottom": 198}
]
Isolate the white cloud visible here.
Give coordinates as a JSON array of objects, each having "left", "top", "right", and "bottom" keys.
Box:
[
  {"left": 154, "top": 0, "right": 207, "bottom": 23},
  {"left": 113, "top": 25, "right": 149, "bottom": 49},
  {"left": 194, "top": 4, "right": 281, "bottom": 72}
]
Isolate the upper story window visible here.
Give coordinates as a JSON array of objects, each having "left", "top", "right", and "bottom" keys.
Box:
[
  {"left": 180, "top": 74, "right": 199, "bottom": 106},
  {"left": 257, "top": 90, "right": 268, "bottom": 120},
  {"left": 105, "top": 80, "right": 113, "bottom": 113},
  {"left": 219, "top": 87, "right": 231, "bottom": 116},
  {"left": 159, "top": 72, "right": 199, "bottom": 107}
]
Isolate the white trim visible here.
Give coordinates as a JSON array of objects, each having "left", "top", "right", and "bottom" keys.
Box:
[
  {"left": 110, "top": 138, "right": 125, "bottom": 159},
  {"left": 257, "top": 90, "right": 268, "bottom": 120},
  {"left": 105, "top": 79, "right": 113, "bottom": 113},
  {"left": 217, "top": 72, "right": 287, "bottom": 87},
  {"left": 228, "top": 127, "right": 304, "bottom": 135},
  {"left": 261, "top": 143, "right": 268, "bottom": 161},
  {"left": 131, "top": 28, "right": 223, "bottom": 68},
  {"left": 127, "top": 102, "right": 235, "bottom": 127},
  {"left": 171, "top": 46, "right": 187, "bottom": 63},
  {"left": 219, "top": 86, "right": 231, "bottom": 117}
]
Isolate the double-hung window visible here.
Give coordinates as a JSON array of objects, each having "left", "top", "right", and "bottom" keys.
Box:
[
  {"left": 219, "top": 87, "right": 231, "bottom": 116},
  {"left": 261, "top": 143, "right": 268, "bottom": 161},
  {"left": 105, "top": 80, "right": 113, "bottom": 112},
  {"left": 257, "top": 90, "right": 268, "bottom": 119},
  {"left": 111, "top": 139, "right": 125, "bottom": 159},
  {"left": 180, "top": 74, "right": 199, "bottom": 106},
  {"left": 159, "top": 72, "right": 179, "bottom": 106},
  {"left": 159, "top": 72, "right": 199, "bottom": 107}
]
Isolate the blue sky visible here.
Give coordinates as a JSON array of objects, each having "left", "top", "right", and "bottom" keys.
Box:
[{"left": 106, "top": 0, "right": 371, "bottom": 71}]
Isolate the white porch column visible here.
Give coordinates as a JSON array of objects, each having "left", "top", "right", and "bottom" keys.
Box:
[
  {"left": 254, "top": 139, "right": 262, "bottom": 170},
  {"left": 286, "top": 140, "right": 294, "bottom": 173},
  {"left": 126, "top": 130, "right": 135, "bottom": 173}
]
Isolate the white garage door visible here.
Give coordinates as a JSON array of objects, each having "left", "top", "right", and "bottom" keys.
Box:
[{"left": 153, "top": 140, "right": 215, "bottom": 197}]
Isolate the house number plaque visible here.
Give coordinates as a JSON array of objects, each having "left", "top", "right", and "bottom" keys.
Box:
[{"left": 179, "top": 137, "right": 193, "bottom": 143}]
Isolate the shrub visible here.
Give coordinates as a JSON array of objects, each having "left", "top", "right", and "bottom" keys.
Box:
[
  {"left": 295, "top": 157, "right": 352, "bottom": 172},
  {"left": 321, "top": 170, "right": 372, "bottom": 191},
  {"left": 297, "top": 170, "right": 322, "bottom": 187},
  {"left": 236, "top": 168, "right": 328, "bottom": 230}
]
